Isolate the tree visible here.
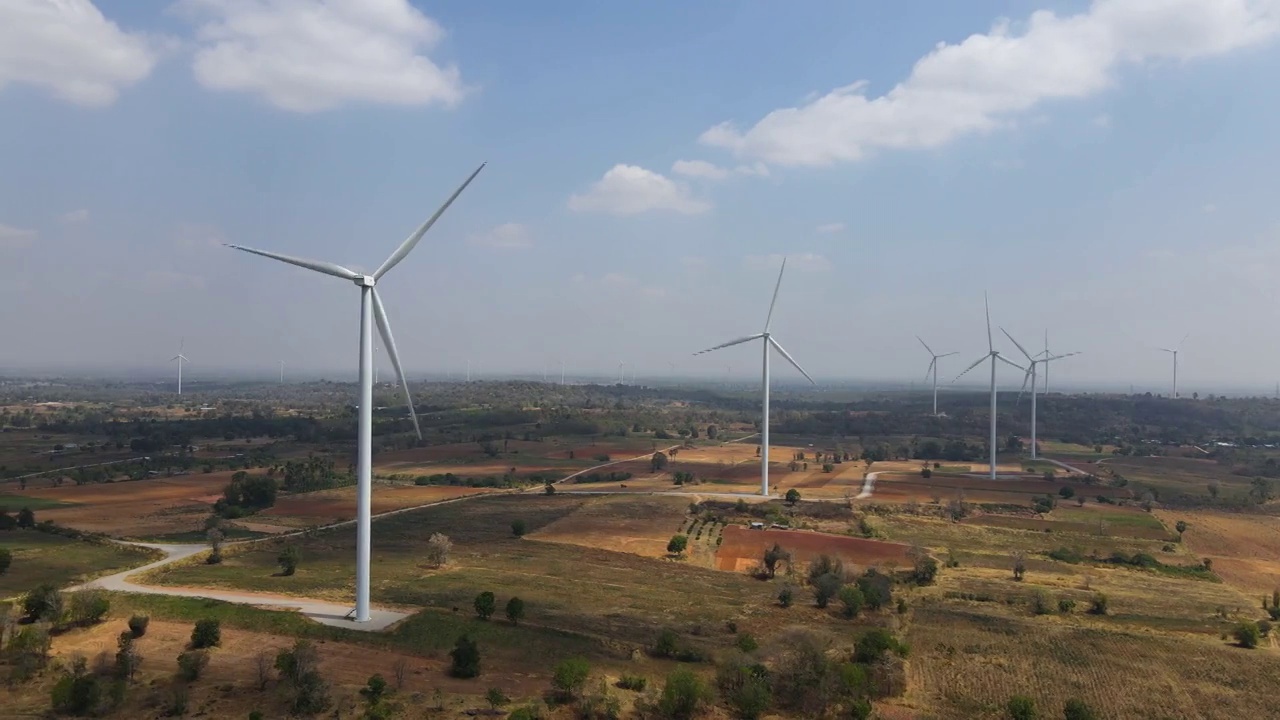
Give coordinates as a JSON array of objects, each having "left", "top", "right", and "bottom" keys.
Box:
[
  {"left": 474, "top": 591, "right": 497, "bottom": 620},
  {"left": 1208, "top": 480, "right": 1221, "bottom": 499},
  {"left": 1058, "top": 486, "right": 1075, "bottom": 499},
  {"left": 1006, "top": 695, "right": 1037, "bottom": 720},
  {"left": 785, "top": 488, "right": 801, "bottom": 505},
  {"left": 22, "top": 583, "right": 62, "bottom": 622},
  {"left": 128, "top": 615, "right": 150, "bottom": 638},
  {"left": 1088, "top": 593, "right": 1109, "bottom": 615},
  {"left": 68, "top": 590, "right": 110, "bottom": 626},
  {"left": 657, "top": 667, "right": 711, "bottom": 720},
  {"left": 667, "top": 534, "right": 688, "bottom": 556},
  {"left": 116, "top": 630, "right": 142, "bottom": 681},
  {"left": 0, "top": 547, "right": 10, "bottom": 575},
  {"left": 505, "top": 596, "right": 525, "bottom": 625},
  {"left": 485, "top": 687, "right": 509, "bottom": 710},
  {"left": 360, "top": 674, "right": 389, "bottom": 705},
  {"left": 426, "top": 532, "right": 452, "bottom": 567},
  {"left": 651, "top": 451, "right": 669, "bottom": 473},
  {"left": 511, "top": 519, "right": 527, "bottom": 537},
  {"left": 278, "top": 545, "right": 300, "bottom": 576},
  {"left": 716, "top": 658, "right": 772, "bottom": 720},
  {"left": 1064, "top": 698, "right": 1098, "bottom": 720},
  {"left": 17, "top": 506, "right": 35, "bottom": 528},
  {"left": 813, "top": 573, "right": 843, "bottom": 609},
  {"left": 449, "top": 635, "right": 481, "bottom": 678},
  {"left": 190, "top": 619, "right": 221, "bottom": 649},
  {"left": 839, "top": 585, "right": 865, "bottom": 618},
  {"left": 706, "top": 425, "right": 718, "bottom": 440},
  {"left": 1234, "top": 621, "right": 1261, "bottom": 649},
  {"left": 1175, "top": 520, "right": 1188, "bottom": 539},
  {"left": 177, "top": 650, "right": 210, "bottom": 681},
  {"left": 1013, "top": 552, "right": 1027, "bottom": 581},
  {"left": 207, "top": 527, "right": 225, "bottom": 564},
  {"left": 778, "top": 586, "right": 794, "bottom": 608},
  {"left": 1250, "top": 476, "right": 1274, "bottom": 504},
  {"left": 763, "top": 543, "right": 791, "bottom": 578},
  {"left": 552, "top": 658, "right": 591, "bottom": 700}
]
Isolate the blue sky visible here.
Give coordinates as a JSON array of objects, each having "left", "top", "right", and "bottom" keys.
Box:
[{"left": 3, "top": 1, "right": 1280, "bottom": 394}]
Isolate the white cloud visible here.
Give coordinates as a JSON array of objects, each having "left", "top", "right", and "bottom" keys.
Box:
[
  {"left": 0, "top": 0, "right": 159, "bottom": 106},
  {"left": 672, "top": 159, "right": 730, "bottom": 180},
  {"left": 177, "top": 0, "right": 466, "bottom": 112},
  {"left": 816, "top": 222, "right": 846, "bottom": 234},
  {"left": 60, "top": 209, "right": 90, "bottom": 224},
  {"left": 469, "top": 222, "right": 532, "bottom": 249},
  {"left": 745, "top": 253, "right": 832, "bottom": 272},
  {"left": 0, "top": 223, "right": 37, "bottom": 250},
  {"left": 734, "top": 162, "right": 771, "bottom": 177},
  {"left": 701, "top": 0, "right": 1280, "bottom": 166},
  {"left": 568, "top": 164, "right": 710, "bottom": 216}
]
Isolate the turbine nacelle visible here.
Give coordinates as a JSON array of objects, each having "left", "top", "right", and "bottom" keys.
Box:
[{"left": 356, "top": 275, "right": 376, "bottom": 288}]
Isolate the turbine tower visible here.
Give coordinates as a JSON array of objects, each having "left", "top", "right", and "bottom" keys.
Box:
[
  {"left": 954, "top": 294, "right": 1025, "bottom": 480},
  {"left": 279, "top": 360, "right": 285, "bottom": 384},
  {"left": 916, "top": 336, "right": 957, "bottom": 416},
  {"left": 694, "top": 258, "right": 815, "bottom": 496},
  {"left": 1159, "top": 335, "right": 1189, "bottom": 398},
  {"left": 171, "top": 339, "right": 189, "bottom": 395},
  {"left": 1004, "top": 329, "right": 1079, "bottom": 460},
  {"left": 226, "top": 163, "right": 484, "bottom": 622}
]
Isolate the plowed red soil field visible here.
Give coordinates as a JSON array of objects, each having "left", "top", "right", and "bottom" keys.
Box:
[{"left": 715, "top": 526, "right": 912, "bottom": 572}]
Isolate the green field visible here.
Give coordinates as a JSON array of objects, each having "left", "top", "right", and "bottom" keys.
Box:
[
  {"left": 0, "top": 531, "right": 156, "bottom": 597},
  {"left": 0, "top": 493, "right": 76, "bottom": 511},
  {"left": 1052, "top": 506, "right": 1167, "bottom": 532}
]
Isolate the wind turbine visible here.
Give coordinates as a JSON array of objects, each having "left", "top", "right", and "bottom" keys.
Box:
[
  {"left": 1003, "top": 329, "right": 1079, "bottom": 460},
  {"left": 171, "top": 339, "right": 189, "bottom": 395},
  {"left": 618, "top": 361, "right": 626, "bottom": 385},
  {"left": 279, "top": 360, "right": 285, "bottom": 384},
  {"left": 916, "top": 336, "right": 957, "bottom": 416},
  {"left": 694, "top": 258, "right": 815, "bottom": 496},
  {"left": 225, "top": 163, "right": 484, "bottom": 622},
  {"left": 1159, "top": 335, "right": 1189, "bottom": 398},
  {"left": 954, "top": 294, "right": 1025, "bottom": 480}
]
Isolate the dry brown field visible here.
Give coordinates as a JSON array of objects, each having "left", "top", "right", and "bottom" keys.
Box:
[
  {"left": 1155, "top": 508, "right": 1280, "bottom": 595},
  {"left": 715, "top": 526, "right": 912, "bottom": 572},
  {"left": 531, "top": 495, "right": 689, "bottom": 559},
  {"left": 12, "top": 472, "right": 235, "bottom": 537},
  {"left": 259, "top": 484, "right": 498, "bottom": 527}
]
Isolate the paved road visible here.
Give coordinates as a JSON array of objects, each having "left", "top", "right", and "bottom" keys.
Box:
[{"left": 856, "top": 471, "right": 881, "bottom": 499}]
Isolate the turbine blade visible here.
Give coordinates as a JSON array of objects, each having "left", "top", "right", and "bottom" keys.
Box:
[
  {"left": 984, "top": 292, "right": 993, "bottom": 353},
  {"left": 170, "top": 356, "right": 180, "bottom": 362},
  {"left": 954, "top": 355, "right": 987, "bottom": 382},
  {"left": 1000, "top": 327, "right": 1034, "bottom": 362},
  {"left": 924, "top": 357, "right": 936, "bottom": 383},
  {"left": 693, "top": 333, "right": 766, "bottom": 355},
  {"left": 226, "top": 244, "right": 359, "bottom": 281},
  {"left": 1046, "top": 351, "right": 1081, "bottom": 362},
  {"left": 768, "top": 337, "right": 815, "bottom": 385},
  {"left": 374, "top": 163, "right": 486, "bottom": 280},
  {"left": 1016, "top": 366, "right": 1032, "bottom": 403},
  {"left": 996, "top": 354, "right": 1026, "bottom": 372},
  {"left": 939, "top": 351, "right": 959, "bottom": 358},
  {"left": 916, "top": 335, "right": 934, "bottom": 356},
  {"left": 763, "top": 258, "right": 786, "bottom": 332},
  {"left": 1158, "top": 348, "right": 1175, "bottom": 354},
  {"left": 1178, "top": 333, "right": 1189, "bottom": 351},
  {"left": 370, "top": 289, "right": 421, "bottom": 440}
]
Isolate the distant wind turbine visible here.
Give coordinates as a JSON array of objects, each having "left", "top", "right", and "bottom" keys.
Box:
[
  {"left": 916, "top": 336, "right": 957, "bottom": 416},
  {"left": 618, "top": 361, "right": 625, "bottom": 385},
  {"left": 1003, "top": 329, "right": 1079, "bottom": 460},
  {"left": 171, "top": 339, "right": 189, "bottom": 395},
  {"left": 694, "top": 258, "right": 815, "bottom": 496},
  {"left": 225, "top": 162, "right": 484, "bottom": 622},
  {"left": 954, "top": 294, "right": 1025, "bottom": 480},
  {"left": 1158, "top": 335, "right": 1189, "bottom": 398},
  {"left": 560, "top": 358, "right": 565, "bottom": 386},
  {"left": 279, "top": 360, "right": 285, "bottom": 384}
]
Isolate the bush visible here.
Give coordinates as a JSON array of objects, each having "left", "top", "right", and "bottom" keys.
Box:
[
  {"left": 69, "top": 590, "right": 111, "bottom": 626},
  {"left": 1007, "top": 694, "right": 1037, "bottom": 719},
  {"left": 0, "top": 547, "right": 10, "bottom": 575},
  {"left": 505, "top": 596, "right": 525, "bottom": 625},
  {"left": 667, "top": 534, "right": 688, "bottom": 556},
  {"left": 778, "top": 586, "right": 793, "bottom": 608},
  {"left": 50, "top": 668, "right": 103, "bottom": 716},
  {"left": 656, "top": 667, "right": 711, "bottom": 720},
  {"left": 22, "top": 583, "right": 62, "bottom": 622},
  {"left": 654, "top": 629, "right": 680, "bottom": 658},
  {"left": 617, "top": 674, "right": 647, "bottom": 691},
  {"left": 485, "top": 686, "right": 509, "bottom": 710},
  {"left": 1259, "top": 619, "right": 1273, "bottom": 637},
  {"left": 813, "top": 572, "right": 843, "bottom": 609},
  {"left": 1088, "top": 594, "right": 1108, "bottom": 615},
  {"left": 855, "top": 628, "right": 903, "bottom": 664},
  {"left": 177, "top": 650, "right": 210, "bottom": 681},
  {"left": 1234, "top": 621, "right": 1261, "bottom": 649},
  {"left": 511, "top": 519, "right": 526, "bottom": 537},
  {"left": 839, "top": 585, "right": 865, "bottom": 618},
  {"left": 1030, "top": 591, "right": 1053, "bottom": 616},
  {"left": 551, "top": 658, "right": 590, "bottom": 700},
  {"left": 361, "top": 674, "right": 389, "bottom": 705},
  {"left": 1064, "top": 698, "right": 1098, "bottom": 720},
  {"left": 716, "top": 660, "right": 772, "bottom": 720},
  {"left": 450, "top": 635, "right": 481, "bottom": 678},
  {"left": 474, "top": 591, "right": 497, "bottom": 620},
  {"left": 1058, "top": 598, "right": 1077, "bottom": 614},
  {"left": 857, "top": 570, "right": 894, "bottom": 610},
  {"left": 735, "top": 633, "right": 759, "bottom": 653},
  {"left": 128, "top": 614, "right": 150, "bottom": 638},
  {"left": 190, "top": 619, "right": 221, "bottom": 649},
  {"left": 278, "top": 545, "right": 300, "bottom": 576}
]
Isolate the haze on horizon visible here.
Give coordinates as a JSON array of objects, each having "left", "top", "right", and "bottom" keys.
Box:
[{"left": 3, "top": 1, "right": 1280, "bottom": 395}]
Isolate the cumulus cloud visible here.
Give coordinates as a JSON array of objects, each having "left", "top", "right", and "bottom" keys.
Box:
[
  {"left": 701, "top": 0, "right": 1280, "bottom": 166},
  {"left": 816, "top": 222, "right": 846, "bottom": 234},
  {"left": 568, "top": 164, "right": 710, "bottom": 216},
  {"left": 469, "top": 222, "right": 532, "bottom": 249},
  {"left": 176, "top": 0, "right": 466, "bottom": 112},
  {"left": 672, "top": 159, "right": 730, "bottom": 180},
  {"left": 0, "top": 223, "right": 37, "bottom": 250},
  {"left": 60, "top": 209, "right": 90, "bottom": 224},
  {"left": 0, "top": 0, "right": 159, "bottom": 106},
  {"left": 745, "top": 253, "right": 832, "bottom": 272}
]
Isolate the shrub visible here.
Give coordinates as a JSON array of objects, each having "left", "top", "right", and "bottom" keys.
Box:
[
  {"left": 762, "top": 543, "right": 791, "bottom": 578},
  {"left": 857, "top": 570, "right": 894, "bottom": 610},
  {"left": 1259, "top": 619, "right": 1273, "bottom": 637},
  {"left": 485, "top": 686, "right": 509, "bottom": 710},
  {"left": 785, "top": 489, "right": 801, "bottom": 505},
  {"left": 667, "top": 534, "right": 688, "bottom": 556},
  {"left": 128, "top": 614, "right": 150, "bottom": 638},
  {"left": 190, "top": 619, "right": 221, "bottom": 649},
  {"left": 50, "top": 668, "right": 103, "bottom": 716},
  {"left": 1088, "top": 594, "right": 1108, "bottom": 615},
  {"left": 1234, "top": 621, "right": 1261, "bottom": 649},
  {"left": 654, "top": 629, "right": 680, "bottom": 658},
  {"left": 1058, "top": 486, "right": 1075, "bottom": 499},
  {"left": 450, "top": 635, "right": 481, "bottom": 678},
  {"left": 813, "top": 572, "right": 843, "bottom": 609},
  {"left": 1030, "top": 591, "right": 1052, "bottom": 616},
  {"left": 551, "top": 658, "right": 590, "bottom": 700},
  {"left": 839, "top": 585, "right": 865, "bottom": 618},
  {"left": 177, "top": 650, "right": 210, "bottom": 681},
  {"left": 716, "top": 659, "right": 772, "bottom": 720},
  {"left": 22, "top": 583, "right": 62, "bottom": 622},
  {"left": 505, "top": 596, "right": 525, "bottom": 625},
  {"left": 855, "top": 628, "right": 903, "bottom": 664},
  {"left": 1064, "top": 698, "right": 1098, "bottom": 720},
  {"left": 511, "top": 519, "right": 526, "bottom": 537},
  {"left": 278, "top": 545, "right": 300, "bottom": 576},
  {"left": 69, "top": 590, "right": 111, "bottom": 626},
  {"left": 361, "top": 674, "right": 389, "bottom": 705},
  {"left": 735, "top": 633, "right": 759, "bottom": 653},
  {"left": 778, "top": 586, "right": 793, "bottom": 608},
  {"left": 474, "top": 591, "right": 497, "bottom": 620},
  {"left": 656, "top": 667, "right": 711, "bottom": 720},
  {"left": 426, "top": 532, "right": 452, "bottom": 567},
  {"left": 1007, "top": 694, "right": 1037, "bottom": 719},
  {"left": 1058, "top": 598, "right": 1077, "bottom": 614},
  {"left": 617, "top": 674, "right": 647, "bottom": 691},
  {"left": 0, "top": 547, "right": 10, "bottom": 575}
]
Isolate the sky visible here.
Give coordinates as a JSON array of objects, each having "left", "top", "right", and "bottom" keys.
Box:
[{"left": 3, "top": 0, "right": 1280, "bottom": 394}]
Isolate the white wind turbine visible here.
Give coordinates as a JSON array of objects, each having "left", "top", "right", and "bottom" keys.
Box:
[
  {"left": 226, "top": 163, "right": 484, "bottom": 623},
  {"left": 954, "top": 294, "right": 1025, "bottom": 480},
  {"left": 1003, "top": 328, "right": 1079, "bottom": 460},
  {"left": 171, "top": 339, "right": 189, "bottom": 395},
  {"left": 1158, "top": 334, "right": 1189, "bottom": 398},
  {"left": 916, "top": 336, "right": 957, "bottom": 416},
  {"left": 694, "top": 258, "right": 814, "bottom": 496},
  {"left": 279, "top": 359, "right": 285, "bottom": 384}
]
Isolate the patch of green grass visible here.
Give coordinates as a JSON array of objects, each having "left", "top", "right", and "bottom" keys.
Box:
[
  {"left": 0, "top": 532, "right": 157, "bottom": 597},
  {"left": 1052, "top": 507, "right": 1166, "bottom": 531},
  {"left": 933, "top": 465, "right": 974, "bottom": 474},
  {"left": 0, "top": 494, "right": 76, "bottom": 511}
]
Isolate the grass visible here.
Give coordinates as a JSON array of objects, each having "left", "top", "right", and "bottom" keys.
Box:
[
  {"left": 0, "top": 493, "right": 76, "bottom": 510},
  {"left": 141, "top": 494, "right": 780, "bottom": 656},
  {"left": 1052, "top": 507, "right": 1167, "bottom": 531},
  {"left": 131, "top": 526, "right": 269, "bottom": 543},
  {"left": 0, "top": 531, "right": 158, "bottom": 597}
]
